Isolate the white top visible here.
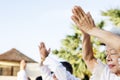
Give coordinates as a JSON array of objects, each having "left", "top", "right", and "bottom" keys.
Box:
[
  {"left": 17, "top": 70, "right": 28, "bottom": 80},
  {"left": 90, "top": 59, "right": 106, "bottom": 80},
  {"left": 90, "top": 59, "right": 120, "bottom": 80},
  {"left": 100, "top": 66, "right": 120, "bottom": 80},
  {"left": 17, "top": 56, "right": 80, "bottom": 80},
  {"left": 40, "top": 56, "right": 80, "bottom": 80}
]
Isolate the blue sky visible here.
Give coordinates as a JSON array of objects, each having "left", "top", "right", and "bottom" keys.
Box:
[{"left": 0, "top": 0, "right": 120, "bottom": 62}]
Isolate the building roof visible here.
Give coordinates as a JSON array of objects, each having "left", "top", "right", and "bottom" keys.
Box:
[{"left": 0, "top": 48, "right": 36, "bottom": 63}]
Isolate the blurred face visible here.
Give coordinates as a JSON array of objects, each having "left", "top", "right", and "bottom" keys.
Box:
[{"left": 106, "top": 46, "right": 120, "bottom": 75}]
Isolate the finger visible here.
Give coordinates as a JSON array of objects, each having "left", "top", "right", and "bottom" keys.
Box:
[
  {"left": 87, "top": 12, "right": 95, "bottom": 26},
  {"left": 77, "top": 6, "right": 86, "bottom": 17},
  {"left": 48, "top": 48, "right": 51, "bottom": 54},
  {"left": 72, "top": 8, "right": 75, "bottom": 14},
  {"left": 40, "top": 42, "right": 43, "bottom": 47},
  {"left": 71, "top": 15, "right": 79, "bottom": 25},
  {"left": 71, "top": 15, "right": 83, "bottom": 27},
  {"left": 74, "top": 6, "right": 86, "bottom": 19},
  {"left": 72, "top": 6, "right": 82, "bottom": 20},
  {"left": 85, "top": 12, "right": 91, "bottom": 24},
  {"left": 87, "top": 12, "right": 92, "bottom": 21},
  {"left": 71, "top": 15, "right": 84, "bottom": 31},
  {"left": 40, "top": 42, "right": 46, "bottom": 48}
]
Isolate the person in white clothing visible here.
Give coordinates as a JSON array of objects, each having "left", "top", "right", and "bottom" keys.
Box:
[
  {"left": 17, "top": 60, "right": 30, "bottom": 80},
  {"left": 17, "top": 42, "right": 80, "bottom": 80},
  {"left": 39, "top": 42, "right": 80, "bottom": 80},
  {"left": 71, "top": 5, "right": 120, "bottom": 80}
]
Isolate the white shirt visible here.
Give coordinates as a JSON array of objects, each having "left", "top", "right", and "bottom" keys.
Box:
[
  {"left": 90, "top": 59, "right": 120, "bottom": 80},
  {"left": 100, "top": 66, "right": 120, "bottom": 80},
  {"left": 40, "top": 56, "right": 80, "bottom": 80},
  {"left": 17, "top": 56, "right": 80, "bottom": 80},
  {"left": 90, "top": 59, "right": 106, "bottom": 80},
  {"left": 17, "top": 70, "right": 28, "bottom": 80}
]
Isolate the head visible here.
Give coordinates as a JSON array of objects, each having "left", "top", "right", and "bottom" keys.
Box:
[
  {"left": 36, "top": 76, "right": 42, "bottom": 80},
  {"left": 105, "top": 45, "right": 120, "bottom": 75},
  {"left": 28, "top": 77, "right": 31, "bottom": 80},
  {"left": 105, "top": 27, "right": 120, "bottom": 75},
  {"left": 60, "top": 61, "right": 73, "bottom": 74}
]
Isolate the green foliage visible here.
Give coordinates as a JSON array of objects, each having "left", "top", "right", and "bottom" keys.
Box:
[
  {"left": 96, "top": 21, "right": 105, "bottom": 29},
  {"left": 102, "top": 9, "right": 120, "bottom": 27}
]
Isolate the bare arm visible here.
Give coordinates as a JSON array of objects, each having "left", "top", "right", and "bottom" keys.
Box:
[
  {"left": 82, "top": 33, "right": 97, "bottom": 72},
  {"left": 71, "top": 6, "right": 97, "bottom": 72},
  {"left": 71, "top": 5, "right": 120, "bottom": 52},
  {"left": 88, "top": 28, "right": 120, "bottom": 51}
]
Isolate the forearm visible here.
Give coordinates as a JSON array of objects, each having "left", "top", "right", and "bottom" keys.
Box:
[
  {"left": 82, "top": 34, "right": 94, "bottom": 60},
  {"left": 54, "top": 65, "right": 67, "bottom": 80},
  {"left": 43, "top": 56, "right": 69, "bottom": 80},
  {"left": 89, "top": 27, "right": 120, "bottom": 51},
  {"left": 40, "top": 65, "right": 52, "bottom": 80},
  {"left": 43, "top": 56, "right": 61, "bottom": 71},
  {"left": 82, "top": 33, "right": 97, "bottom": 72}
]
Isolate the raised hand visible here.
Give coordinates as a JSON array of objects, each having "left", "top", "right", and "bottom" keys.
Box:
[
  {"left": 71, "top": 6, "right": 96, "bottom": 34},
  {"left": 38, "top": 42, "right": 50, "bottom": 60},
  {"left": 20, "top": 60, "right": 26, "bottom": 70}
]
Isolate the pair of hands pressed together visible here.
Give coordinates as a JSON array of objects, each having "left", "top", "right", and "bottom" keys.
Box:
[{"left": 71, "top": 6, "right": 96, "bottom": 35}]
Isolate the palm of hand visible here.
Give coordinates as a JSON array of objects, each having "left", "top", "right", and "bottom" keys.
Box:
[
  {"left": 40, "top": 47, "right": 49, "bottom": 59},
  {"left": 39, "top": 42, "right": 50, "bottom": 59},
  {"left": 72, "top": 6, "right": 96, "bottom": 34}
]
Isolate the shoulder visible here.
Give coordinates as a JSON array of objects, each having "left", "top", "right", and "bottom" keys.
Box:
[
  {"left": 101, "top": 66, "right": 120, "bottom": 80},
  {"left": 92, "top": 59, "right": 106, "bottom": 73},
  {"left": 90, "top": 59, "right": 106, "bottom": 80}
]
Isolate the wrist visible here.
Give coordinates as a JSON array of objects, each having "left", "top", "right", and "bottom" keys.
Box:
[
  {"left": 88, "top": 27, "right": 98, "bottom": 35},
  {"left": 40, "top": 58, "right": 45, "bottom": 66},
  {"left": 41, "top": 57, "right": 45, "bottom": 62}
]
